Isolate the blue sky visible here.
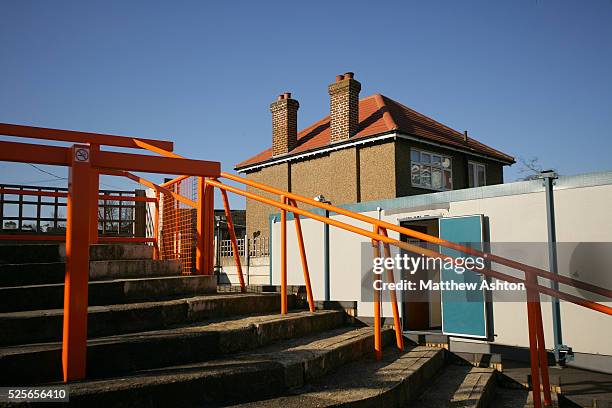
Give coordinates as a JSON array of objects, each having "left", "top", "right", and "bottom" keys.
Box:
[{"left": 1, "top": 0, "right": 611, "bottom": 209}]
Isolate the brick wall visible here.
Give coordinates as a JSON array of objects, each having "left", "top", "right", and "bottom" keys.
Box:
[
  {"left": 245, "top": 162, "right": 290, "bottom": 239},
  {"left": 328, "top": 73, "right": 361, "bottom": 143},
  {"left": 270, "top": 93, "right": 299, "bottom": 156},
  {"left": 244, "top": 141, "right": 396, "bottom": 240}
]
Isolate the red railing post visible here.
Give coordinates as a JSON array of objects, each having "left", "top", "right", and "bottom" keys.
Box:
[
  {"left": 153, "top": 191, "right": 160, "bottom": 260},
  {"left": 380, "top": 227, "right": 404, "bottom": 351},
  {"left": 372, "top": 225, "right": 383, "bottom": 360},
  {"left": 89, "top": 144, "right": 99, "bottom": 243},
  {"left": 204, "top": 180, "right": 215, "bottom": 274},
  {"left": 220, "top": 188, "right": 246, "bottom": 292},
  {"left": 280, "top": 195, "right": 288, "bottom": 314},
  {"left": 527, "top": 271, "right": 552, "bottom": 406},
  {"left": 62, "top": 144, "right": 92, "bottom": 382},
  {"left": 526, "top": 271, "right": 543, "bottom": 408},
  {"left": 289, "top": 198, "right": 315, "bottom": 313},
  {"left": 534, "top": 300, "right": 553, "bottom": 406},
  {"left": 196, "top": 177, "right": 214, "bottom": 275}
]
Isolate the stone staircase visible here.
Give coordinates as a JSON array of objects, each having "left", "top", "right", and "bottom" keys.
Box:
[{"left": 0, "top": 243, "right": 544, "bottom": 407}]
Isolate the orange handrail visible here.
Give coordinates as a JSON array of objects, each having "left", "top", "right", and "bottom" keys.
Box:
[
  {"left": 220, "top": 172, "right": 611, "bottom": 299},
  {"left": 161, "top": 175, "right": 191, "bottom": 188},
  {"left": 100, "top": 169, "right": 197, "bottom": 208},
  {"left": 0, "top": 122, "right": 174, "bottom": 151},
  {"left": 220, "top": 188, "right": 247, "bottom": 292},
  {"left": 206, "top": 178, "right": 612, "bottom": 316}
]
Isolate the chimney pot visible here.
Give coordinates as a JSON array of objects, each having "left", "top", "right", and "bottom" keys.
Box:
[
  {"left": 464, "top": 130, "right": 469, "bottom": 143},
  {"left": 283, "top": 92, "right": 291, "bottom": 99},
  {"left": 343, "top": 72, "right": 354, "bottom": 79},
  {"left": 336, "top": 75, "right": 344, "bottom": 82}
]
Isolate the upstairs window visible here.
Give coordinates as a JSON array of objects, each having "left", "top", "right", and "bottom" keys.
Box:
[
  {"left": 411, "top": 149, "right": 453, "bottom": 191},
  {"left": 468, "top": 162, "right": 486, "bottom": 187}
]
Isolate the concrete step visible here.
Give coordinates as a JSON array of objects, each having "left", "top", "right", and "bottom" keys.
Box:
[
  {"left": 0, "top": 244, "right": 62, "bottom": 264},
  {"left": 411, "top": 363, "right": 496, "bottom": 408},
  {"left": 450, "top": 367, "right": 496, "bottom": 407},
  {"left": 0, "top": 293, "right": 297, "bottom": 345},
  {"left": 0, "top": 275, "right": 217, "bottom": 312},
  {"left": 230, "top": 345, "right": 445, "bottom": 408},
  {"left": 0, "top": 244, "right": 153, "bottom": 265},
  {"left": 0, "top": 262, "right": 64, "bottom": 287},
  {"left": 451, "top": 351, "right": 503, "bottom": 371},
  {"left": 89, "top": 244, "right": 154, "bottom": 261},
  {"left": 490, "top": 388, "right": 559, "bottom": 408},
  {"left": 0, "top": 310, "right": 346, "bottom": 385},
  {"left": 489, "top": 387, "right": 531, "bottom": 408},
  {"left": 0, "top": 258, "right": 181, "bottom": 288},
  {"left": 88, "top": 259, "right": 181, "bottom": 280},
  {"left": 40, "top": 326, "right": 393, "bottom": 407}
]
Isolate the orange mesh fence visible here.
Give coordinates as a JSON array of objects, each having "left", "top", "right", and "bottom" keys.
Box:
[{"left": 159, "top": 176, "right": 198, "bottom": 275}]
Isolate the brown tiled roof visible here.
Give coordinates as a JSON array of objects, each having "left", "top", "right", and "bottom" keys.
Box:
[{"left": 235, "top": 94, "right": 514, "bottom": 170}]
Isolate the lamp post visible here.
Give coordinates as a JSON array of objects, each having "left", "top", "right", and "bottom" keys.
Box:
[{"left": 314, "top": 194, "right": 331, "bottom": 302}]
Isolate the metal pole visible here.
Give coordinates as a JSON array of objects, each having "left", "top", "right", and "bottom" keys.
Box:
[
  {"left": 280, "top": 195, "right": 288, "bottom": 314},
  {"left": 153, "top": 191, "right": 160, "bottom": 260},
  {"left": 372, "top": 225, "right": 382, "bottom": 360},
  {"left": 541, "top": 170, "right": 565, "bottom": 366},
  {"left": 245, "top": 234, "right": 250, "bottom": 286},
  {"left": 324, "top": 208, "right": 330, "bottom": 302}
]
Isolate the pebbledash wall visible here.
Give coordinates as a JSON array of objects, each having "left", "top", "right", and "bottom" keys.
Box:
[{"left": 267, "top": 170, "right": 612, "bottom": 373}]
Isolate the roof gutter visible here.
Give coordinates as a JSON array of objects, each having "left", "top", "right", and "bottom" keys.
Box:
[
  {"left": 395, "top": 133, "right": 515, "bottom": 166},
  {"left": 236, "top": 131, "right": 514, "bottom": 173},
  {"left": 235, "top": 131, "right": 398, "bottom": 172}
]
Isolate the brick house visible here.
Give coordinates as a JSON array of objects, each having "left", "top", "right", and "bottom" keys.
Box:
[{"left": 235, "top": 73, "right": 514, "bottom": 239}]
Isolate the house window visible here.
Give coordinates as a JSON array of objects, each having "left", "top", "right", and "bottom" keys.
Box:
[
  {"left": 468, "top": 162, "right": 486, "bottom": 187},
  {"left": 411, "top": 149, "right": 453, "bottom": 191}
]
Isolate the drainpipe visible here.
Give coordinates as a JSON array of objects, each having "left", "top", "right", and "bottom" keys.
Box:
[
  {"left": 540, "top": 170, "right": 570, "bottom": 366},
  {"left": 269, "top": 216, "right": 276, "bottom": 286},
  {"left": 314, "top": 195, "right": 331, "bottom": 302},
  {"left": 324, "top": 209, "right": 330, "bottom": 302}
]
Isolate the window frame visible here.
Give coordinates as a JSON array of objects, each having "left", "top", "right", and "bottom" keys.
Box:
[
  {"left": 410, "top": 148, "right": 453, "bottom": 191},
  {"left": 468, "top": 161, "right": 487, "bottom": 188}
]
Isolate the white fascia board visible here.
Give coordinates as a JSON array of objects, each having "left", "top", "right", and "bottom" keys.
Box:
[
  {"left": 395, "top": 133, "right": 513, "bottom": 165},
  {"left": 237, "top": 131, "right": 512, "bottom": 173},
  {"left": 236, "top": 132, "right": 397, "bottom": 172}
]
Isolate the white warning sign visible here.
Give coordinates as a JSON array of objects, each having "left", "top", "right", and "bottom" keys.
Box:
[{"left": 74, "top": 148, "right": 90, "bottom": 163}]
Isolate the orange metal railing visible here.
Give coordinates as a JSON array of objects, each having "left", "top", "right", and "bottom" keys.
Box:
[
  {"left": 204, "top": 173, "right": 612, "bottom": 408},
  {"left": 132, "top": 136, "right": 612, "bottom": 408},
  {"left": 0, "top": 123, "right": 219, "bottom": 384},
  {"left": 1, "top": 122, "right": 611, "bottom": 408}
]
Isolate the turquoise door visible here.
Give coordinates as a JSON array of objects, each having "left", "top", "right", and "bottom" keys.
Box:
[{"left": 439, "top": 215, "right": 488, "bottom": 338}]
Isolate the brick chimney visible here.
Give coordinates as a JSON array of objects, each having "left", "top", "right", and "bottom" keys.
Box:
[
  {"left": 328, "top": 72, "right": 361, "bottom": 143},
  {"left": 270, "top": 92, "right": 299, "bottom": 156}
]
